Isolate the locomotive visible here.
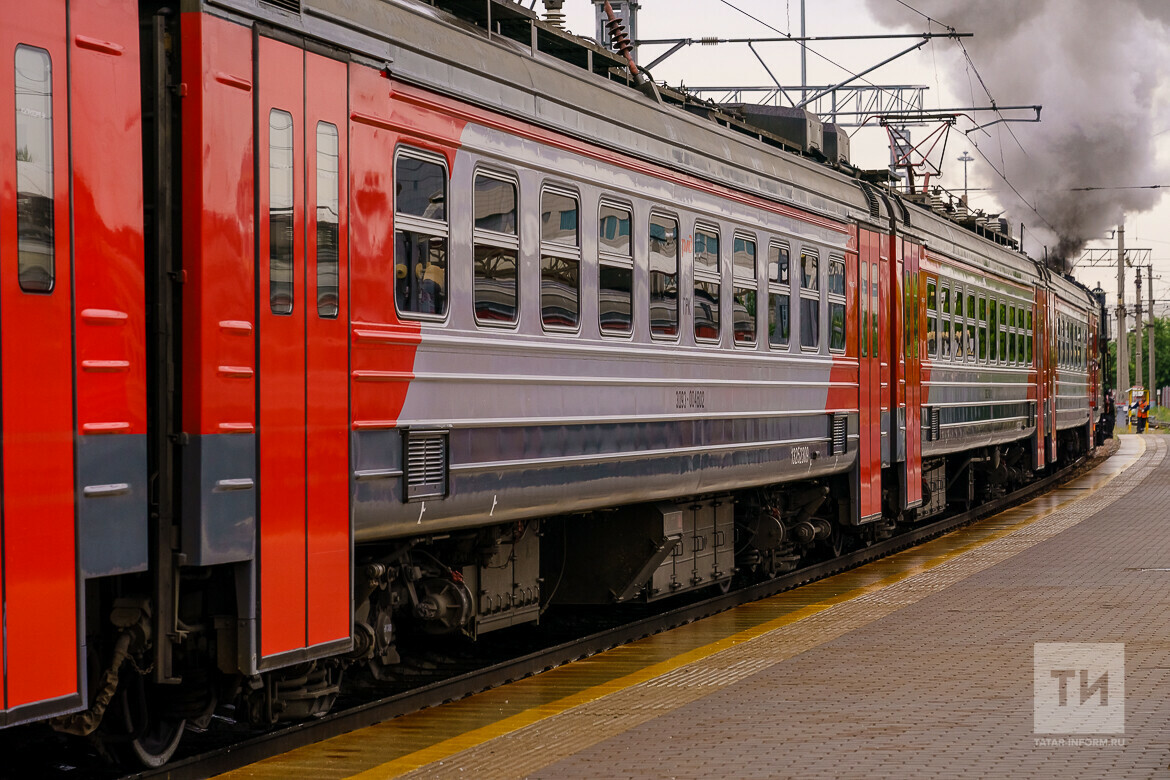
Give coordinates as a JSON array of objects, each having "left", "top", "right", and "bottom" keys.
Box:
[{"left": 0, "top": 0, "right": 1104, "bottom": 765}]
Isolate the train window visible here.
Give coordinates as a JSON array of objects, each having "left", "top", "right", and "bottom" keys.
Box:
[
  {"left": 768, "top": 242, "right": 790, "bottom": 349},
  {"left": 732, "top": 234, "right": 757, "bottom": 346},
  {"left": 799, "top": 251, "right": 820, "bottom": 350},
  {"left": 649, "top": 213, "right": 679, "bottom": 338},
  {"left": 769, "top": 242, "right": 790, "bottom": 285},
  {"left": 599, "top": 202, "right": 633, "bottom": 336},
  {"left": 693, "top": 225, "right": 720, "bottom": 343},
  {"left": 599, "top": 202, "right": 631, "bottom": 255},
  {"left": 861, "top": 263, "right": 868, "bottom": 357},
  {"left": 540, "top": 187, "right": 580, "bottom": 330},
  {"left": 967, "top": 323, "right": 976, "bottom": 362},
  {"left": 967, "top": 292, "right": 976, "bottom": 319},
  {"left": 953, "top": 284, "right": 965, "bottom": 359},
  {"left": 269, "top": 109, "right": 295, "bottom": 315},
  {"left": 473, "top": 173, "right": 519, "bottom": 326},
  {"left": 15, "top": 45, "right": 54, "bottom": 293},
  {"left": 941, "top": 317, "right": 951, "bottom": 360},
  {"left": 941, "top": 285, "right": 950, "bottom": 316},
  {"left": 926, "top": 279, "right": 937, "bottom": 358},
  {"left": 978, "top": 294, "right": 987, "bottom": 361},
  {"left": 1008, "top": 304, "right": 1017, "bottom": 363},
  {"left": 989, "top": 299, "right": 998, "bottom": 361},
  {"left": 801, "top": 252, "right": 818, "bottom": 291},
  {"left": 999, "top": 317, "right": 1008, "bottom": 364},
  {"left": 315, "top": 122, "right": 340, "bottom": 318},
  {"left": 394, "top": 150, "right": 449, "bottom": 318},
  {"left": 828, "top": 257, "right": 846, "bottom": 353}
]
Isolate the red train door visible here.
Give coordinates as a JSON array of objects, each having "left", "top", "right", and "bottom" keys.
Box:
[
  {"left": 856, "top": 230, "right": 882, "bottom": 523},
  {"left": 257, "top": 36, "right": 351, "bottom": 666},
  {"left": 0, "top": 0, "right": 81, "bottom": 722},
  {"left": 901, "top": 240, "right": 923, "bottom": 509},
  {"left": 304, "top": 52, "right": 351, "bottom": 650},
  {"left": 1033, "top": 290, "right": 1047, "bottom": 469}
]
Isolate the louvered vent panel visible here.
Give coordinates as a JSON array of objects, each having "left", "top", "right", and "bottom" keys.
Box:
[
  {"left": 831, "top": 413, "right": 848, "bottom": 456},
  {"left": 403, "top": 431, "right": 448, "bottom": 500},
  {"left": 858, "top": 181, "right": 882, "bottom": 220},
  {"left": 261, "top": 0, "right": 301, "bottom": 13},
  {"left": 931, "top": 407, "right": 941, "bottom": 441}
]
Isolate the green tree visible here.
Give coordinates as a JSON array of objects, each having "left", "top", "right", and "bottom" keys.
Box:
[{"left": 1105, "top": 316, "right": 1170, "bottom": 401}]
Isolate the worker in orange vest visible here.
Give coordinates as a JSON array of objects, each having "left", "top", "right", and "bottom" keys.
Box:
[{"left": 1138, "top": 400, "right": 1149, "bottom": 433}]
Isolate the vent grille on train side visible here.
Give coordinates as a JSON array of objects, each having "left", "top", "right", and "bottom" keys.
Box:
[
  {"left": 858, "top": 181, "right": 882, "bottom": 220},
  {"left": 260, "top": 0, "right": 301, "bottom": 13},
  {"left": 403, "top": 430, "right": 449, "bottom": 501},
  {"left": 930, "top": 407, "right": 941, "bottom": 441},
  {"left": 831, "top": 413, "right": 848, "bottom": 456}
]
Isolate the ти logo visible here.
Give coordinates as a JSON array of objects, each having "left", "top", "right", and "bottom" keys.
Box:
[{"left": 1034, "top": 643, "right": 1125, "bottom": 735}]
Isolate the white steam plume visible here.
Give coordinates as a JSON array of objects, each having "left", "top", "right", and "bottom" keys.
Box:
[{"left": 864, "top": 0, "right": 1169, "bottom": 269}]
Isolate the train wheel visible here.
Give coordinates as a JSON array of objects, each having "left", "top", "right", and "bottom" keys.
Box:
[
  {"left": 827, "top": 525, "right": 848, "bottom": 558},
  {"left": 116, "top": 672, "right": 186, "bottom": 768}
]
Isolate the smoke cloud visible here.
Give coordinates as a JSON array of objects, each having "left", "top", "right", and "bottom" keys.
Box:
[{"left": 863, "top": 0, "right": 1170, "bottom": 270}]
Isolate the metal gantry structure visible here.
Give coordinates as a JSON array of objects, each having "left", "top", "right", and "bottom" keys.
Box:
[{"left": 1077, "top": 243, "right": 1159, "bottom": 403}]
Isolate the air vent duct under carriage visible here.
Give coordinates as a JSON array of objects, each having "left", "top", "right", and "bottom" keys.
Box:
[{"left": 403, "top": 429, "right": 449, "bottom": 501}]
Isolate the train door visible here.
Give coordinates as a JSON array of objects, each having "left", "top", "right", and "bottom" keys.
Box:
[
  {"left": 856, "top": 230, "right": 882, "bottom": 523},
  {"left": 901, "top": 241, "right": 923, "bottom": 509},
  {"left": 256, "top": 37, "right": 351, "bottom": 666},
  {"left": 0, "top": 0, "right": 81, "bottom": 723},
  {"left": 1033, "top": 290, "right": 1047, "bottom": 470},
  {"left": 1053, "top": 292, "right": 1062, "bottom": 463}
]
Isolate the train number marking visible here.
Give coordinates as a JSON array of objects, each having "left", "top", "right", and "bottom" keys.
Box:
[
  {"left": 791, "top": 446, "right": 811, "bottom": 465},
  {"left": 675, "top": 388, "right": 706, "bottom": 410}
]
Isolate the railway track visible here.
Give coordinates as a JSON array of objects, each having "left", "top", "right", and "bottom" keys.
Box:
[{"left": 18, "top": 441, "right": 1112, "bottom": 780}]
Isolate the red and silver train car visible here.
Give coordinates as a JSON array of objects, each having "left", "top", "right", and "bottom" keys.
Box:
[{"left": 0, "top": 0, "right": 1104, "bottom": 764}]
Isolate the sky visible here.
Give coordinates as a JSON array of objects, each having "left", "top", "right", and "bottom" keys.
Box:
[{"left": 555, "top": 0, "right": 1170, "bottom": 323}]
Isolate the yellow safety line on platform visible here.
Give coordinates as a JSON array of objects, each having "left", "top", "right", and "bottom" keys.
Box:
[{"left": 335, "top": 437, "right": 1144, "bottom": 780}]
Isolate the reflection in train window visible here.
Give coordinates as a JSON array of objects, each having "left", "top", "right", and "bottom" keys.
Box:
[
  {"left": 316, "top": 122, "right": 340, "bottom": 318},
  {"left": 599, "top": 202, "right": 633, "bottom": 336},
  {"left": 768, "top": 242, "right": 790, "bottom": 349},
  {"left": 394, "top": 149, "right": 449, "bottom": 317},
  {"left": 15, "top": 45, "right": 54, "bottom": 293},
  {"left": 474, "top": 173, "right": 519, "bottom": 326},
  {"left": 926, "top": 279, "right": 937, "bottom": 358},
  {"left": 799, "top": 251, "right": 819, "bottom": 350},
  {"left": 269, "top": 109, "right": 294, "bottom": 315},
  {"left": 649, "top": 213, "right": 679, "bottom": 338},
  {"left": 540, "top": 187, "right": 580, "bottom": 329},
  {"left": 732, "top": 234, "right": 757, "bottom": 346},
  {"left": 828, "top": 257, "right": 846, "bottom": 352},
  {"left": 694, "top": 225, "right": 720, "bottom": 343}
]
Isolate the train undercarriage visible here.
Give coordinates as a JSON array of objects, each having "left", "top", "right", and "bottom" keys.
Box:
[{"left": 43, "top": 430, "right": 1090, "bottom": 767}]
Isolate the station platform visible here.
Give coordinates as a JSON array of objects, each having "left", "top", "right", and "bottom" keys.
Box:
[{"left": 225, "top": 434, "right": 1169, "bottom": 779}]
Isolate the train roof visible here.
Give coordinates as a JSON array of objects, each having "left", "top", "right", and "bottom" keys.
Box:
[{"left": 203, "top": 0, "right": 1079, "bottom": 296}]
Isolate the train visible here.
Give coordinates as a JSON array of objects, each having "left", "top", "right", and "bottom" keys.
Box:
[{"left": 0, "top": 0, "right": 1106, "bottom": 766}]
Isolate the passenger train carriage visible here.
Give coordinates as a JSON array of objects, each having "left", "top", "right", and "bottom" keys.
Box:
[{"left": 0, "top": 0, "right": 1103, "bottom": 764}]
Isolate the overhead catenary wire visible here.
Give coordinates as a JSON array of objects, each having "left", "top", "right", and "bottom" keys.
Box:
[{"left": 715, "top": 0, "right": 925, "bottom": 115}]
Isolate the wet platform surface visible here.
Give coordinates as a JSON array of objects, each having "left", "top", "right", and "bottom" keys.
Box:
[{"left": 224, "top": 435, "right": 1168, "bottom": 779}]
